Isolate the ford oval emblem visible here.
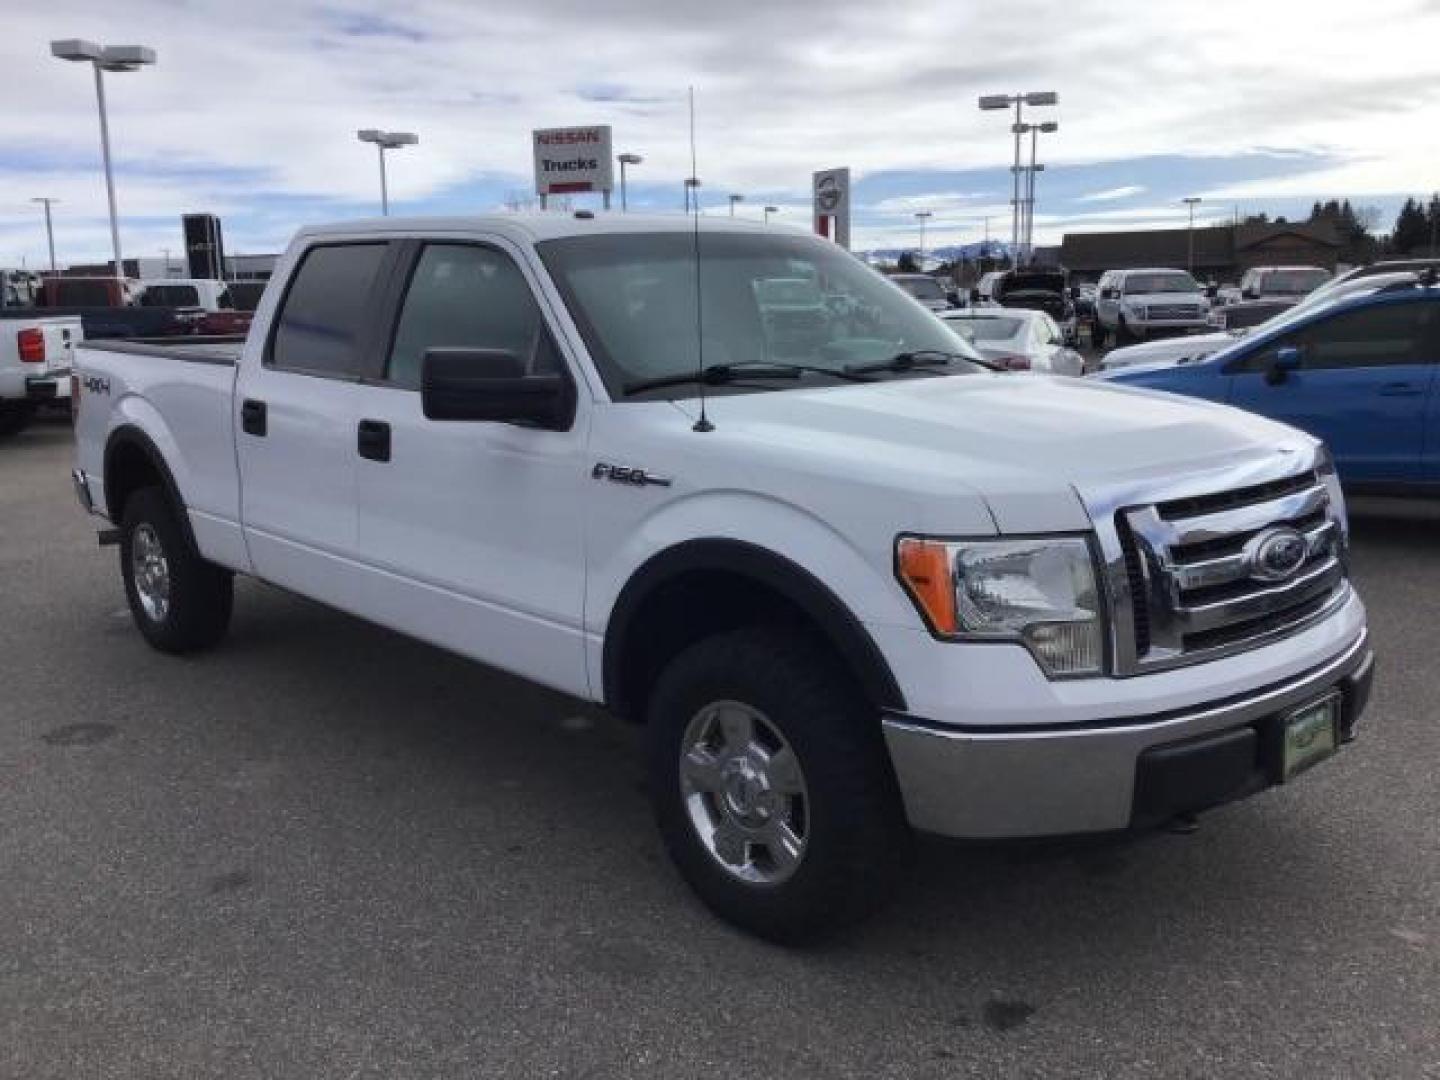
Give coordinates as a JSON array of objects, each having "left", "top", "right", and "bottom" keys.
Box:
[{"left": 1245, "top": 526, "right": 1309, "bottom": 583}]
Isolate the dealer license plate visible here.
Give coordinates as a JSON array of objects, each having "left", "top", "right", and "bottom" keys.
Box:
[{"left": 1281, "top": 693, "right": 1340, "bottom": 781}]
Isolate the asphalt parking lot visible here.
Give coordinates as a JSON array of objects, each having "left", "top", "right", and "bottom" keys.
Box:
[{"left": 2, "top": 416, "right": 1437, "bottom": 1079}]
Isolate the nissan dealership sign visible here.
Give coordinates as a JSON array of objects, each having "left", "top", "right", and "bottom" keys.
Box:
[{"left": 533, "top": 125, "right": 614, "bottom": 196}]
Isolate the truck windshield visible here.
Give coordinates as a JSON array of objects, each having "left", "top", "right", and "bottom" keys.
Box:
[
  {"left": 142, "top": 285, "right": 200, "bottom": 307},
  {"left": 537, "top": 231, "right": 983, "bottom": 399},
  {"left": 1123, "top": 272, "right": 1199, "bottom": 295},
  {"left": 1261, "top": 268, "right": 1330, "bottom": 295}
]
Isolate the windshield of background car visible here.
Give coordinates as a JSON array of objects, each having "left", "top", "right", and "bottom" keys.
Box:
[
  {"left": 1123, "top": 272, "right": 1200, "bottom": 294},
  {"left": 1262, "top": 268, "right": 1330, "bottom": 295},
  {"left": 537, "top": 231, "right": 984, "bottom": 399},
  {"left": 1002, "top": 272, "right": 1064, "bottom": 294},
  {"left": 896, "top": 276, "right": 946, "bottom": 301},
  {"left": 948, "top": 316, "right": 1023, "bottom": 340}
]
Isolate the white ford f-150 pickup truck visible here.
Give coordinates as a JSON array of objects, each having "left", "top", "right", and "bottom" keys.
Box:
[
  {"left": 71, "top": 214, "right": 1373, "bottom": 942},
  {"left": 1, "top": 312, "right": 81, "bottom": 436}
]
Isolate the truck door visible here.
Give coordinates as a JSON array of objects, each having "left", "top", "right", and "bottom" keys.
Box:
[
  {"left": 234, "top": 240, "right": 395, "bottom": 601},
  {"left": 346, "top": 239, "right": 592, "bottom": 699},
  {"left": 1226, "top": 296, "right": 1439, "bottom": 485}
]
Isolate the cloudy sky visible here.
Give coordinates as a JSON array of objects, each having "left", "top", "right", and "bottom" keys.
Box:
[{"left": 2, "top": 0, "right": 1439, "bottom": 266}]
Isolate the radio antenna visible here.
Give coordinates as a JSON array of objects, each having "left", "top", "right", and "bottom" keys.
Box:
[{"left": 688, "top": 85, "right": 713, "bottom": 433}]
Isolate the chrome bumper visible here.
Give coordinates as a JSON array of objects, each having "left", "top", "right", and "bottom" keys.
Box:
[{"left": 882, "top": 630, "right": 1373, "bottom": 839}]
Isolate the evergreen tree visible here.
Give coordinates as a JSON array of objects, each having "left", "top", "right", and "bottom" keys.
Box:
[{"left": 1391, "top": 198, "right": 1429, "bottom": 254}]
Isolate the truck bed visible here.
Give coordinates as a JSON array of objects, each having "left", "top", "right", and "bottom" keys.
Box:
[
  {"left": 82, "top": 337, "right": 244, "bottom": 366},
  {"left": 72, "top": 335, "right": 245, "bottom": 568}
]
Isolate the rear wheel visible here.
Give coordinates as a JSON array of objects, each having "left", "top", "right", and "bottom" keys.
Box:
[
  {"left": 647, "top": 626, "right": 911, "bottom": 944},
  {"left": 120, "top": 486, "right": 233, "bottom": 653},
  {"left": 0, "top": 402, "right": 34, "bottom": 438}
]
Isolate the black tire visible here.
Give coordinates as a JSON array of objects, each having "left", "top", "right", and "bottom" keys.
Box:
[
  {"left": 647, "top": 626, "right": 911, "bottom": 944},
  {"left": 0, "top": 402, "right": 34, "bottom": 439},
  {"left": 119, "top": 486, "right": 233, "bottom": 654}
]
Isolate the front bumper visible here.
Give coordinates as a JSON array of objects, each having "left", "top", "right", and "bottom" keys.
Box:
[{"left": 882, "top": 629, "right": 1372, "bottom": 839}]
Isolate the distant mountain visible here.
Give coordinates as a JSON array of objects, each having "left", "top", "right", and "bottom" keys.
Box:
[{"left": 858, "top": 241, "right": 1014, "bottom": 266}]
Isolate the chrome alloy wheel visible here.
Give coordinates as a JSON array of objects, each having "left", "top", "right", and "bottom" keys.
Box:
[
  {"left": 131, "top": 523, "right": 171, "bottom": 622},
  {"left": 679, "top": 701, "right": 809, "bottom": 885}
]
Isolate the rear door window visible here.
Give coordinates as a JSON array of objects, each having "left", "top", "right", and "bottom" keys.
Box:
[{"left": 269, "top": 243, "right": 389, "bottom": 378}]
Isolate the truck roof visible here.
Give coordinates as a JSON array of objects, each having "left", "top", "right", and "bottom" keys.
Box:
[{"left": 294, "top": 212, "right": 799, "bottom": 244}]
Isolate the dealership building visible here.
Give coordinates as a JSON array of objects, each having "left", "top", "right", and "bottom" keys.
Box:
[{"left": 1059, "top": 221, "right": 1342, "bottom": 283}]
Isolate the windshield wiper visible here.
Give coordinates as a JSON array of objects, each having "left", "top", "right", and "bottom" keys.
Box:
[
  {"left": 623, "top": 362, "right": 875, "bottom": 396},
  {"left": 845, "top": 349, "right": 1001, "bottom": 375}
]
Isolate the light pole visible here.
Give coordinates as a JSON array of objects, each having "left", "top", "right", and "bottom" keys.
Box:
[
  {"left": 728, "top": 194, "right": 744, "bottom": 217},
  {"left": 356, "top": 129, "right": 418, "bottom": 216},
  {"left": 31, "top": 198, "right": 59, "bottom": 275},
  {"left": 979, "top": 91, "right": 1058, "bottom": 268},
  {"left": 51, "top": 40, "right": 156, "bottom": 279},
  {"left": 617, "top": 152, "right": 642, "bottom": 212},
  {"left": 1183, "top": 196, "right": 1203, "bottom": 272},
  {"left": 1021, "top": 121, "right": 1058, "bottom": 261},
  {"left": 763, "top": 205, "right": 779, "bottom": 224},
  {"left": 914, "top": 210, "right": 933, "bottom": 265}
]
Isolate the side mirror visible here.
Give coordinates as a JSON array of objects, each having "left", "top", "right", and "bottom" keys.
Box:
[
  {"left": 1265, "top": 345, "right": 1303, "bottom": 385},
  {"left": 1242, "top": 287, "right": 1259, "bottom": 300},
  {"left": 421, "top": 347, "right": 572, "bottom": 428},
  {"left": 1068, "top": 285, "right": 1081, "bottom": 299},
  {"left": 1204, "top": 284, "right": 1219, "bottom": 299},
  {"left": 969, "top": 287, "right": 982, "bottom": 302}
]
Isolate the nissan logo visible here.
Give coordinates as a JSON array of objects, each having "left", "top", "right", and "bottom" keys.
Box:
[{"left": 1245, "top": 526, "right": 1309, "bottom": 583}]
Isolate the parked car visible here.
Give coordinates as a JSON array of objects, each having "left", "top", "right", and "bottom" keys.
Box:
[
  {"left": 1207, "top": 298, "right": 1298, "bottom": 330},
  {"left": 0, "top": 312, "right": 81, "bottom": 436},
  {"left": 1103, "top": 279, "right": 1440, "bottom": 489},
  {"left": 972, "top": 269, "right": 1006, "bottom": 305},
  {"left": 1239, "top": 266, "right": 1331, "bottom": 301},
  {"left": 139, "top": 277, "right": 254, "bottom": 337},
  {"left": 889, "top": 272, "right": 953, "bottom": 312},
  {"left": 992, "top": 268, "right": 1077, "bottom": 343},
  {"left": 754, "top": 276, "right": 831, "bottom": 355},
  {"left": 71, "top": 214, "right": 1372, "bottom": 942},
  {"left": 939, "top": 308, "right": 1084, "bottom": 374},
  {"left": 1094, "top": 268, "right": 1210, "bottom": 347},
  {"left": 1101, "top": 272, "right": 1424, "bottom": 373}
]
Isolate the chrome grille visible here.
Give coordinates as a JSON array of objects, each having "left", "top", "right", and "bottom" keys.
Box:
[
  {"left": 1144, "top": 303, "right": 1203, "bottom": 320},
  {"left": 1109, "top": 467, "right": 1348, "bottom": 673}
]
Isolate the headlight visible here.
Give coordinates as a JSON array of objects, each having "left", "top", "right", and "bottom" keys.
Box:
[
  {"left": 896, "top": 536, "right": 1105, "bottom": 676},
  {"left": 1124, "top": 302, "right": 1146, "bottom": 318},
  {"left": 1316, "top": 445, "right": 1349, "bottom": 545}
]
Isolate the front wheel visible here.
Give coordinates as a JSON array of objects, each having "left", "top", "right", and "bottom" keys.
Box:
[
  {"left": 647, "top": 626, "right": 911, "bottom": 943},
  {"left": 120, "top": 486, "right": 233, "bottom": 654}
]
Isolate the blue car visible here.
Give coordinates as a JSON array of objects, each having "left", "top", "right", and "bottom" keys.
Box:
[{"left": 1103, "top": 282, "right": 1440, "bottom": 491}]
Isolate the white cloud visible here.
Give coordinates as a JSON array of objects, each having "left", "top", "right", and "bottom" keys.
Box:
[
  {"left": 2, "top": 0, "right": 1438, "bottom": 262},
  {"left": 1077, "top": 185, "right": 1146, "bottom": 202}
]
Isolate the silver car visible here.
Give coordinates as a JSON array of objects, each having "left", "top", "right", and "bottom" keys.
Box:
[{"left": 941, "top": 308, "right": 1085, "bottom": 375}]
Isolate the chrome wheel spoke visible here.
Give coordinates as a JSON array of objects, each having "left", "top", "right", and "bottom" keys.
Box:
[
  {"left": 712, "top": 823, "right": 749, "bottom": 868},
  {"left": 680, "top": 746, "right": 724, "bottom": 794},
  {"left": 716, "top": 706, "right": 755, "bottom": 755},
  {"left": 762, "top": 821, "right": 804, "bottom": 875},
  {"left": 765, "top": 746, "right": 803, "bottom": 795}
]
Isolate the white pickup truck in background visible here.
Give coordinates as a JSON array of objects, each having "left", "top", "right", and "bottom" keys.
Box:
[
  {"left": 70, "top": 214, "right": 1374, "bottom": 941},
  {"left": 0, "top": 312, "right": 81, "bottom": 437}
]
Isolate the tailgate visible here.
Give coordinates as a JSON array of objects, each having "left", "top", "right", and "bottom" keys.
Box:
[{"left": 34, "top": 318, "right": 82, "bottom": 377}]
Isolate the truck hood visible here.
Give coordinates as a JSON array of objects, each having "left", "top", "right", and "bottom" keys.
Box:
[
  {"left": 1122, "top": 291, "right": 1207, "bottom": 307},
  {"left": 696, "top": 373, "right": 1311, "bottom": 533}
]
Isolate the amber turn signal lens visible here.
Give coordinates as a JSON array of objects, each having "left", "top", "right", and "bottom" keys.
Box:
[{"left": 896, "top": 538, "right": 957, "bottom": 634}]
